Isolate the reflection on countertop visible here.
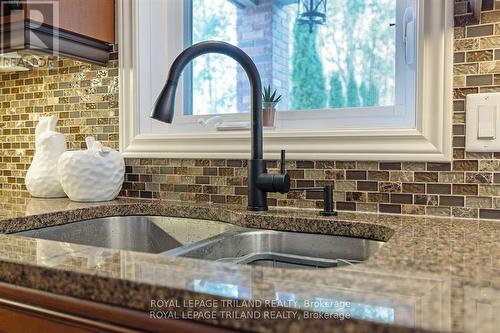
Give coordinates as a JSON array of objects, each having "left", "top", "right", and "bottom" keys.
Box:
[{"left": 0, "top": 190, "right": 498, "bottom": 333}]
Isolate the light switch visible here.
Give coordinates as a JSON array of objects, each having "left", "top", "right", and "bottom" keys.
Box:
[
  {"left": 466, "top": 93, "right": 500, "bottom": 152},
  {"left": 477, "top": 105, "right": 496, "bottom": 139}
]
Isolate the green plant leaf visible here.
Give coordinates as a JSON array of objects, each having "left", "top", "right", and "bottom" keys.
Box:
[{"left": 262, "top": 84, "right": 281, "bottom": 103}]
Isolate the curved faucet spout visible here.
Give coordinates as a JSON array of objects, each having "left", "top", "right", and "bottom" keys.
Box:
[
  {"left": 151, "top": 41, "right": 263, "bottom": 160},
  {"left": 151, "top": 40, "right": 290, "bottom": 212}
]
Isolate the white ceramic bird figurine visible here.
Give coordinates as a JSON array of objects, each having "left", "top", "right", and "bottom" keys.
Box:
[{"left": 25, "top": 115, "right": 67, "bottom": 198}]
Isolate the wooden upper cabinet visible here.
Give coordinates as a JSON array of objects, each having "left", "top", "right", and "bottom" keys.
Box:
[
  {"left": 0, "top": 0, "right": 115, "bottom": 65},
  {"left": 24, "top": 0, "right": 115, "bottom": 43}
]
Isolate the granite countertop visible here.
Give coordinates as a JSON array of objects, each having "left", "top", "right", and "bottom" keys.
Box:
[{"left": 0, "top": 191, "right": 498, "bottom": 333}]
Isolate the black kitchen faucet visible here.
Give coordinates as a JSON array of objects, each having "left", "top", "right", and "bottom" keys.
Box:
[{"left": 151, "top": 41, "right": 290, "bottom": 211}]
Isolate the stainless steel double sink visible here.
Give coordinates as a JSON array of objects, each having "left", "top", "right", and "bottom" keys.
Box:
[{"left": 15, "top": 216, "right": 384, "bottom": 269}]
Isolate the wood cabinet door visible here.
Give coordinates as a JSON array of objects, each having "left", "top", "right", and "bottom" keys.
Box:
[
  {"left": 25, "top": 0, "right": 115, "bottom": 43},
  {"left": 0, "top": 304, "right": 123, "bottom": 333},
  {"left": 0, "top": 282, "right": 239, "bottom": 333}
]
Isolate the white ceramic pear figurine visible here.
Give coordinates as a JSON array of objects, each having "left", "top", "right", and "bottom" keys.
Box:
[
  {"left": 25, "top": 115, "right": 67, "bottom": 198},
  {"left": 58, "top": 136, "right": 125, "bottom": 202}
]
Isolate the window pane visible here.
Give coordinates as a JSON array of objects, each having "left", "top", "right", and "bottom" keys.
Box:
[
  {"left": 188, "top": 0, "right": 396, "bottom": 116},
  {"left": 191, "top": 0, "right": 239, "bottom": 115}
]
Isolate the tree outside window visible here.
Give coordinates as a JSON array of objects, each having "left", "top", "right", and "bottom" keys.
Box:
[{"left": 189, "top": 0, "right": 395, "bottom": 115}]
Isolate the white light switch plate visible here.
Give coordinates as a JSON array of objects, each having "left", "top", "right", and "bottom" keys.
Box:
[{"left": 466, "top": 93, "right": 500, "bottom": 152}]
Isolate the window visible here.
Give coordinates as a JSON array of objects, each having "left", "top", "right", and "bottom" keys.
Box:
[
  {"left": 119, "top": 0, "right": 453, "bottom": 161},
  {"left": 188, "top": 0, "right": 397, "bottom": 115},
  {"left": 178, "top": 0, "right": 415, "bottom": 131}
]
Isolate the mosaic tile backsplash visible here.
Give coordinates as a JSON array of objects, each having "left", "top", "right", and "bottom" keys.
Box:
[
  {"left": 0, "top": 48, "right": 119, "bottom": 192},
  {"left": 1, "top": 1, "right": 499, "bottom": 219}
]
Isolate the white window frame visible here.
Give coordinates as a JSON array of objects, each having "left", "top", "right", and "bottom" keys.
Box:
[{"left": 119, "top": 0, "right": 453, "bottom": 161}]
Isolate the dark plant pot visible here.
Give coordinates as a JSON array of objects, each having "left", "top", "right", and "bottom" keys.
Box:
[{"left": 263, "top": 102, "right": 277, "bottom": 127}]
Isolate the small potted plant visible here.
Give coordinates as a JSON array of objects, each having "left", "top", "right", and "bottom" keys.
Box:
[{"left": 262, "top": 85, "right": 281, "bottom": 127}]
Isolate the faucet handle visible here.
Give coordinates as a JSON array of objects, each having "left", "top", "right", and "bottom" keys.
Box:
[
  {"left": 280, "top": 149, "right": 286, "bottom": 174},
  {"left": 321, "top": 185, "right": 337, "bottom": 216}
]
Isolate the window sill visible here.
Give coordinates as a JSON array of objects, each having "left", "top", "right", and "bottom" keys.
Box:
[{"left": 121, "top": 127, "right": 452, "bottom": 161}]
